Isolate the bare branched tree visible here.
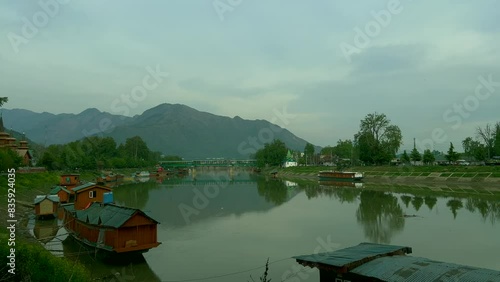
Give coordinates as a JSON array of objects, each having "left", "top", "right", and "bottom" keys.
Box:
[{"left": 476, "top": 123, "right": 494, "bottom": 159}]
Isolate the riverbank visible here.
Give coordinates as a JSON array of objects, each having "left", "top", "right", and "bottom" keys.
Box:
[
  {"left": 0, "top": 171, "right": 93, "bottom": 281},
  {"left": 274, "top": 165, "right": 500, "bottom": 185}
]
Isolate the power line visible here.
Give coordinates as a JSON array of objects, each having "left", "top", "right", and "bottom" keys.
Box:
[{"left": 159, "top": 257, "right": 293, "bottom": 282}]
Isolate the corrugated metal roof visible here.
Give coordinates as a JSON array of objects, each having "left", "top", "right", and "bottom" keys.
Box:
[
  {"left": 61, "top": 203, "right": 75, "bottom": 212},
  {"left": 50, "top": 186, "right": 71, "bottom": 195},
  {"left": 34, "top": 195, "right": 59, "bottom": 204},
  {"left": 351, "top": 255, "right": 500, "bottom": 282},
  {"left": 294, "top": 242, "right": 412, "bottom": 272},
  {"left": 73, "top": 203, "right": 159, "bottom": 228},
  {"left": 72, "top": 182, "right": 111, "bottom": 193}
]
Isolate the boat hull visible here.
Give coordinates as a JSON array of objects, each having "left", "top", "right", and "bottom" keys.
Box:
[
  {"left": 318, "top": 171, "right": 363, "bottom": 181},
  {"left": 63, "top": 226, "right": 159, "bottom": 258},
  {"left": 63, "top": 234, "right": 149, "bottom": 262},
  {"left": 318, "top": 180, "right": 364, "bottom": 188}
]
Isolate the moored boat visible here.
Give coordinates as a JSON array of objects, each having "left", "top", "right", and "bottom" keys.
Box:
[
  {"left": 135, "top": 171, "right": 150, "bottom": 177},
  {"left": 318, "top": 170, "right": 363, "bottom": 181},
  {"left": 62, "top": 202, "right": 161, "bottom": 256},
  {"left": 60, "top": 182, "right": 161, "bottom": 257}
]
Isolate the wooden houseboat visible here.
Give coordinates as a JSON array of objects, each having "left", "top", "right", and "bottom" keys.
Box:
[
  {"left": 61, "top": 182, "right": 161, "bottom": 256},
  {"left": 96, "top": 172, "right": 124, "bottom": 187},
  {"left": 59, "top": 174, "right": 82, "bottom": 190},
  {"left": 62, "top": 202, "right": 160, "bottom": 255},
  {"left": 294, "top": 242, "right": 500, "bottom": 282},
  {"left": 318, "top": 170, "right": 363, "bottom": 181},
  {"left": 34, "top": 195, "right": 60, "bottom": 219},
  {"left": 50, "top": 185, "right": 72, "bottom": 203},
  {"left": 48, "top": 174, "right": 83, "bottom": 205},
  {"left": 72, "top": 182, "right": 112, "bottom": 210}
]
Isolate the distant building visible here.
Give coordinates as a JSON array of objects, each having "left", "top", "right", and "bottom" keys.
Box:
[
  {"left": 0, "top": 113, "right": 33, "bottom": 166},
  {"left": 283, "top": 150, "right": 298, "bottom": 167}
]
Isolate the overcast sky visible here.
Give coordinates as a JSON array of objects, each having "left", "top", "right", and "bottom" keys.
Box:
[{"left": 1, "top": 0, "right": 499, "bottom": 152}]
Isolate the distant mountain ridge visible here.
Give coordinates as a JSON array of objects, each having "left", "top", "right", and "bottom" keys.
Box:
[{"left": 2, "top": 103, "right": 319, "bottom": 159}]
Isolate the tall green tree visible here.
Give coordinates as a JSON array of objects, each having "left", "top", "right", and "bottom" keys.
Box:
[
  {"left": 401, "top": 150, "right": 410, "bottom": 163},
  {"left": 333, "top": 139, "right": 354, "bottom": 159},
  {"left": 422, "top": 149, "right": 435, "bottom": 165},
  {"left": 355, "top": 112, "right": 402, "bottom": 165},
  {"left": 410, "top": 148, "right": 421, "bottom": 163},
  {"left": 445, "top": 142, "right": 460, "bottom": 163},
  {"left": 304, "top": 142, "right": 315, "bottom": 165},
  {"left": 493, "top": 122, "right": 500, "bottom": 157},
  {"left": 0, "top": 149, "right": 22, "bottom": 171},
  {"left": 123, "top": 136, "right": 150, "bottom": 161},
  {"left": 462, "top": 137, "right": 474, "bottom": 160},
  {"left": 462, "top": 137, "right": 487, "bottom": 161},
  {"left": 255, "top": 139, "right": 288, "bottom": 167}
]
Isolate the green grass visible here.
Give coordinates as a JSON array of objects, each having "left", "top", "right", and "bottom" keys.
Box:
[
  {"left": 0, "top": 232, "right": 91, "bottom": 282},
  {"left": 280, "top": 165, "right": 500, "bottom": 182}
]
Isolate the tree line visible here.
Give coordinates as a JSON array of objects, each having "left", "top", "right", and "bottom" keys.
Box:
[
  {"left": 39, "top": 136, "right": 164, "bottom": 170},
  {"left": 321, "top": 113, "right": 500, "bottom": 166}
]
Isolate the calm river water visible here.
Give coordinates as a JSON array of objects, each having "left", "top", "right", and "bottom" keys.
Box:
[{"left": 35, "top": 169, "right": 500, "bottom": 281}]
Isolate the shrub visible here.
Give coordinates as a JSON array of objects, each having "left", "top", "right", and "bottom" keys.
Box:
[{"left": 0, "top": 234, "right": 91, "bottom": 282}]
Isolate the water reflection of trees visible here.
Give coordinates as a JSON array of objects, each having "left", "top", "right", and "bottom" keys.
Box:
[
  {"left": 356, "top": 190, "right": 404, "bottom": 244},
  {"left": 463, "top": 197, "right": 500, "bottom": 224},
  {"left": 424, "top": 196, "right": 437, "bottom": 210},
  {"left": 371, "top": 182, "right": 500, "bottom": 222},
  {"left": 446, "top": 199, "right": 463, "bottom": 219},
  {"left": 302, "top": 185, "right": 361, "bottom": 204},
  {"left": 256, "top": 178, "right": 288, "bottom": 205},
  {"left": 113, "top": 182, "right": 158, "bottom": 209},
  {"left": 400, "top": 195, "right": 411, "bottom": 208}
]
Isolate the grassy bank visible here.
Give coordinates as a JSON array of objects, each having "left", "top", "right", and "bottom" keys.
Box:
[
  {"left": 0, "top": 171, "right": 100, "bottom": 282},
  {"left": 0, "top": 231, "right": 91, "bottom": 282},
  {"left": 281, "top": 165, "right": 500, "bottom": 175},
  {"left": 277, "top": 165, "right": 500, "bottom": 184}
]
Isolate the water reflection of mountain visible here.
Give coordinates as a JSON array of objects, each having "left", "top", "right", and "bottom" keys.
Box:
[{"left": 113, "top": 174, "right": 300, "bottom": 227}]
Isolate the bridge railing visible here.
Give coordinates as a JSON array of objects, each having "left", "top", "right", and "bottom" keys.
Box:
[{"left": 159, "top": 159, "right": 257, "bottom": 168}]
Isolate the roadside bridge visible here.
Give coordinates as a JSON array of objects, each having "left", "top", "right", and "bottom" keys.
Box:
[{"left": 159, "top": 159, "right": 257, "bottom": 168}]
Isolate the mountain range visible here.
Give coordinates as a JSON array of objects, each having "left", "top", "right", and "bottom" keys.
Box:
[{"left": 2, "top": 103, "right": 319, "bottom": 159}]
